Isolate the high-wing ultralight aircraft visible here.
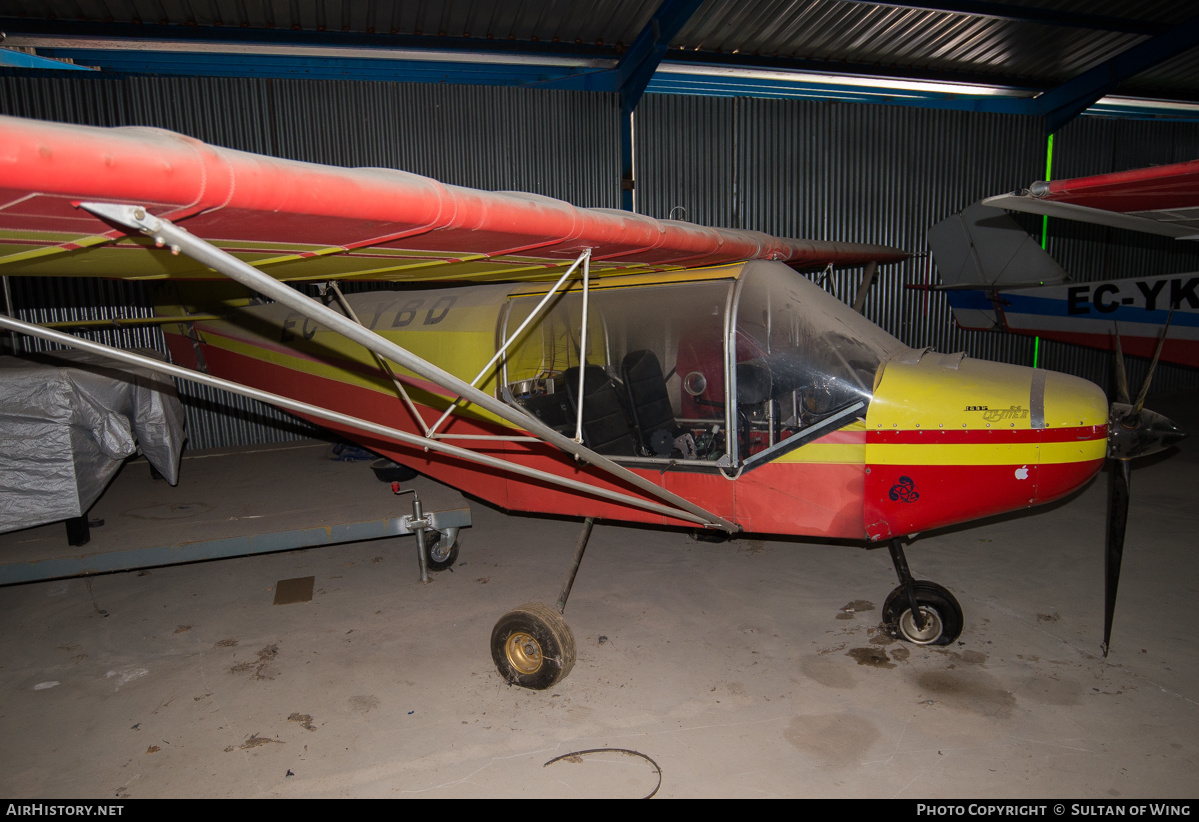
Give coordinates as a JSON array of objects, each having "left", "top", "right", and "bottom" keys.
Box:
[
  {"left": 928, "top": 159, "right": 1199, "bottom": 367},
  {"left": 0, "top": 115, "right": 1185, "bottom": 689}
]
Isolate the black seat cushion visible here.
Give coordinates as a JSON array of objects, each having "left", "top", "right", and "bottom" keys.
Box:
[
  {"left": 563, "top": 365, "right": 637, "bottom": 456},
  {"left": 621, "top": 350, "right": 681, "bottom": 456}
]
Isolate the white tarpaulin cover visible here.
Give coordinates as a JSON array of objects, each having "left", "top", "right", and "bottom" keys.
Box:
[{"left": 0, "top": 350, "right": 186, "bottom": 534}]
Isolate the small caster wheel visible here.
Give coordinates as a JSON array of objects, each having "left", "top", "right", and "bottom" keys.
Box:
[{"left": 425, "top": 531, "right": 459, "bottom": 572}]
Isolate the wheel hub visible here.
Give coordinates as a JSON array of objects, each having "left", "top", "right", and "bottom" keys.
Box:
[
  {"left": 428, "top": 537, "right": 449, "bottom": 562},
  {"left": 899, "top": 605, "right": 944, "bottom": 644},
  {"left": 505, "top": 631, "right": 543, "bottom": 674}
]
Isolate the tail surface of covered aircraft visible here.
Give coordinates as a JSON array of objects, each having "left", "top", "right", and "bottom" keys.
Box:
[{"left": 929, "top": 160, "right": 1199, "bottom": 367}]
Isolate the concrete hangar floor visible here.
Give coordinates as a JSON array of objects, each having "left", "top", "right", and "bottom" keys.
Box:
[{"left": 0, "top": 394, "right": 1196, "bottom": 799}]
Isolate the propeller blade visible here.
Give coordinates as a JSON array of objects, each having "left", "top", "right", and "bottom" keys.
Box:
[
  {"left": 1103, "top": 307, "right": 1182, "bottom": 656},
  {"left": 1111, "top": 323, "right": 1131, "bottom": 405},
  {"left": 1132, "top": 306, "right": 1175, "bottom": 416},
  {"left": 1103, "top": 459, "right": 1132, "bottom": 657}
]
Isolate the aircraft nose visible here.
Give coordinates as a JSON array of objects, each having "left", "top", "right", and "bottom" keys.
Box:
[
  {"left": 1107, "top": 403, "right": 1187, "bottom": 460},
  {"left": 863, "top": 355, "right": 1110, "bottom": 540},
  {"left": 1030, "top": 368, "right": 1110, "bottom": 504}
]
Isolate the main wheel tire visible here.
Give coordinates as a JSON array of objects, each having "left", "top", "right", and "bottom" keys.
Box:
[
  {"left": 425, "top": 531, "right": 459, "bottom": 572},
  {"left": 490, "top": 602, "right": 577, "bottom": 690},
  {"left": 882, "top": 581, "right": 963, "bottom": 646}
]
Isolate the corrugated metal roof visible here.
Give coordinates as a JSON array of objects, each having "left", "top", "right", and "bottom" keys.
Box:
[
  {"left": 2, "top": 1, "right": 1198, "bottom": 105},
  {"left": 673, "top": 0, "right": 1196, "bottom": 93},
  {"left": 0, "top": 0, "right": 654, "bottom": 45}
]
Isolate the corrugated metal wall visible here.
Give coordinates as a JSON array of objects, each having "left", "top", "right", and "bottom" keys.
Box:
[
  {"left": 2, "top": 73, "right": 1198, "bottom": 449},
  {"left": 636, "top": 94, "right": 1199, "bottom": 395},
  {"left": 0, "top": 74, "right": 621, "bottom": 448}
]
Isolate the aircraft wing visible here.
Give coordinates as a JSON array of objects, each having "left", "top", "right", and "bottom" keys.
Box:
[
  {"left": 0, "top": 115, "right": 907, "bottom": 283},
  {"left": 983, "top": 158, "right": 1199, "bottom": 240}
]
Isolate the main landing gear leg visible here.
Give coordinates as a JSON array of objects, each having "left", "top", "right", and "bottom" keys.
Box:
[
  {"left": 881, "top": 537, "right": 964, "bottom": 646},
  {"left": 490, "top": 518, "right": 592, "bottom": 690},
  {"left": 555, "top": 517, "right": 594, "bottom": 614}
]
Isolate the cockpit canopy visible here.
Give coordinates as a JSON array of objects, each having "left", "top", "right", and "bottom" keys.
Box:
[{"left": 501, "top": 260, "right": 906, "bottom": 468}]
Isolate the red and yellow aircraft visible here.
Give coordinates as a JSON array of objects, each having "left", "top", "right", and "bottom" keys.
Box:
[{"left": 0, "top": 115, "right": 1184, "bottom": 689}]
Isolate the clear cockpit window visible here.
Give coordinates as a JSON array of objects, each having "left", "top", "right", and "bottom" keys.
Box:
[
  {"left": 501, "top": 280, "right": 734, "bottom": 462},
  {"left": 732, "top": 262, "right": 905, "bottom": 463}
]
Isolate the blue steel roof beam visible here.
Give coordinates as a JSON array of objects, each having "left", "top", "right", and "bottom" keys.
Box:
[
  {"left": 0, "top": 47, "right": 97, "bottom": 71},
  {"left": 1035, "top": 11, "right": 1199, "bottom": 134},
  {"left": 831, "top": 1, "right": 1170, "bottom": 35},
  {"left": 616, "top": 0, "right": 707, "bottom": 115},
  {"left": 612, "top": 0, "right": 706, "bottom": 212},
  {"left": 13, "top": 48, "right": 599, "bottom": 84}
]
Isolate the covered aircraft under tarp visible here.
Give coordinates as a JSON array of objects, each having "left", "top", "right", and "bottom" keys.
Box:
[{"left": 0, "top": 350, "right": 185, "bottom": 535}]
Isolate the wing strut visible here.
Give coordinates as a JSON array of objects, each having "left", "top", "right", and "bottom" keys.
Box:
[
  {"left": 323, "top": 280, "right": 431, "bottom": 433},
  {"left": 325, "top": 279, "right": 540, "bottom": 443},
  {"left": 574, "top": 248, "right": 592, "bottom": 444},
  {"left": 424, "top": 248, "right": 593, "bottom": 440},
  {"left": 74, "top": 202, "right": 738, "bottom": 533}
]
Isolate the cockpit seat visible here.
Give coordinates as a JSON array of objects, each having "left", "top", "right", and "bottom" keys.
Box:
[
  {"left": 621, "top": 350, "right": 694, "bottom": 458},
  {"left": 562, "top": 365, "right": 638, "bottom": 456}
]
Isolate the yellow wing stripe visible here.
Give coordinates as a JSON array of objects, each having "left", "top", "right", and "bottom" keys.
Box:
[{"left": 0, "top": 233, "right": 116, "bottom": 264}]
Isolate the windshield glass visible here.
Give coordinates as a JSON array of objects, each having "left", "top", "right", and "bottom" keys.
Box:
[{"left": 732, "top": 261, "right": 905, "bottom": 461}]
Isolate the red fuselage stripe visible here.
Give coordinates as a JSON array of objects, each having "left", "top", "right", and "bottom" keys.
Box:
[{"left": 868, "top": 426, "right": 1106, "bottom": 445}]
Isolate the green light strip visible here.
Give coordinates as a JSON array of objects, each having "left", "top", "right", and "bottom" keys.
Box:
[
  {"left": 1034, "top": 132, "right": 1055, "bottom": 369},
  {"left": 1040, "top": 133, "right": 1054, "bottom": 251}
]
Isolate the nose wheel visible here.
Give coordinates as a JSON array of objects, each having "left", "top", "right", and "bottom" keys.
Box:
[
  {"left": 882, "top": 580, "right": 963, "bottom": 645},
  {"left": 881, "top": 538, "right": 964, "bottom": 646}
]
